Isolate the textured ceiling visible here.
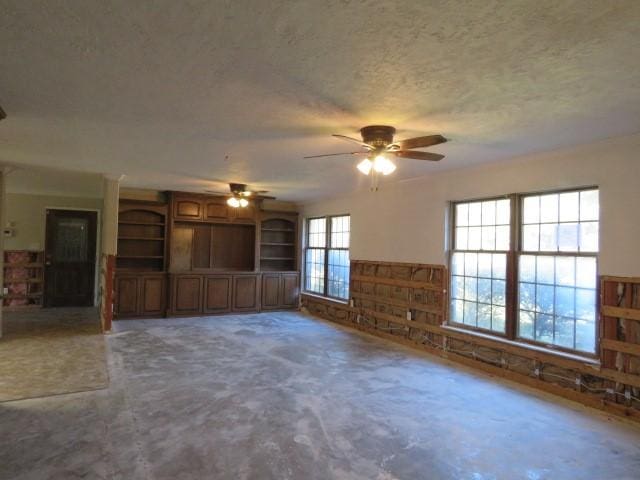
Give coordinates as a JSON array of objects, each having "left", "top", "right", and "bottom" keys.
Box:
[{"left": 1, "top": 1, "right": 639, "bottom": 201}]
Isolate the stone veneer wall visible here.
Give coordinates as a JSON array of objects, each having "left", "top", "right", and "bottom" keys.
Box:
[{"left": 301, "top": 259, "right": 640, "bottom": 424}]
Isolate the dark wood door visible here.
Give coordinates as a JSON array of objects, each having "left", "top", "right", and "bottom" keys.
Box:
[
  {"left": 171, "top": 275, "right": 202, "bottom": 315},
  {"left": 203, "top": 275, "right": 232, "bottom": 313},
  {"left": 115, "top": 275, "right": 139, "bottom": 317},
  {"left": 261, "top": 274, "right": 281, "bottom": 310},
  {"left": 280, "top": 273, "right": 300, "bottom": 308},
  {"left": 44, "top": 209, "right": 97, "bottom": 307},
  {"left": 140, "top": 275, "right": 166, "bottom": 316},
  {"left": 232, "top": 275, "right": 259, "bottom": 312}
]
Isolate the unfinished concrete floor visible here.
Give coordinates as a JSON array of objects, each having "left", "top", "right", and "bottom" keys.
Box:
[{"left": 2, "top": 311, "right": 640, "bottom": 480}]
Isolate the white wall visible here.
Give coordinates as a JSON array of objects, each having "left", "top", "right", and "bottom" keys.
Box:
[{"left": 300, "top": 133, "right": 640, "bottom": 277}]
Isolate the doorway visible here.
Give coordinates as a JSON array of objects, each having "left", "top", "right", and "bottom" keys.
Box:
[{"left": 44, "top": 209, "right": 98, "bottom": 307}]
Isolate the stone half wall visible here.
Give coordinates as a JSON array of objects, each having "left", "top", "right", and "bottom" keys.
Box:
[{"left": 301, "top": 259, "right": 640, "bottom": 424}]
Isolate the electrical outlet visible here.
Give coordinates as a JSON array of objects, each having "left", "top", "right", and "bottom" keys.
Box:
[
  {"left": 2, "top": 287, "right": 7, "bottom": 295},
  {"left": 406, "top": 310, "right": 412, "bottom": 321}
]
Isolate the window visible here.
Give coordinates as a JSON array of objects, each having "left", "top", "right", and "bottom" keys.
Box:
[
  {"left": 304, "top": 215, "right": 350, "bottom": 300},
  {"left": 450, "top": 188, "right": 599, "bottom": 354}
]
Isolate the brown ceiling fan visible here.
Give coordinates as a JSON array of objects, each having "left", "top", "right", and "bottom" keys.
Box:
[
  {"left": 205, "top": 183, "right": 275, "bottom": 207},
  {"left": 305, "top": 125, "right": 447, "bottom": 175}
]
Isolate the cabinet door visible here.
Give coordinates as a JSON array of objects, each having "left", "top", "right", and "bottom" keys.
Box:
[
  {"left": 174, "top": 198, "right": 203, "bottom": 220},
  {"left": 261, "top": 274, "right": 281, "bottom": 310},
  {"left": 280, "top": 273, "right": 300, "bottom": 308},
  {"left": 140, "top": 275, "right": 166, "bottom": 317},
  {"left": 171, "top": 275, "right": 202, "bottom": 315},
  {"left": 232, "top": 275, "right": 260, "bottom": 312},
  {"left": 115, "top": 276, "right": 139, "bottom": 318},
  {"left": 233, "top": 204, "right": 256, "bottom": 223},
  {"left": 204, "top": 199, "right": 230, "bottom": 221},
  {"left": 203, "top": 275, "right": 232, "bottom": 313}
]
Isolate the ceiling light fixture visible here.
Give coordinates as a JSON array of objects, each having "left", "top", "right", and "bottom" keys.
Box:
[
  {"left": 356, "top": 154, "right": 396, "bottom": 176},
  {"left": 227, "top": 196, "right": 249, "bottom": 208}
]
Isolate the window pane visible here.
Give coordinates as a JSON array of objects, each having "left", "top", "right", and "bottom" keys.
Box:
[
  {"left": 464, "top": 253, "right": 478, "bottom": 277},
  {"left": 522, "top": 225, "right": 539, "bottom": 251},
  {"left": 305, "top": 248, "right": 325, "bottom": 294},
  {"left": 451, "top": 299, "right": 464, "bottom": 323},
  {"left": 559, "top": 192, "right": 579, "bottom": 222},
  {"left": 579, "top": 222, "right": 598, "bottom": 252},
  {"left": 539, "top": 224, "right": 557, "bottom": 251},
  {"left": 469, "top": 202, "right": 482, "bottom": 226},
  {"left": 478, "top": 304, "right": 492, "bottom": 330},
  {"left": 523, "top": 196, "right": 540, "bottom": 224},
  {"left": 331, "top": 215, "right": 350, "bottom": 248},
  {"left": 456, "top": 203, "right": 469, "bottom": 226},
  {"left": 464, "top": 301, "right": 477, "bottom": 326},
  {"left": 456, "top": 227, "right": 468, "bottom": 250},
  {"left": 451, "top": 275, "right": 465, "bottom": 300},
  {"left": 518, "top": 254, "right": 597, "bottom": 353},
  {"left": 308, "top": 218, "right": 326, "bottom": 248},
  {"left": 478, "top": 253, "right": 492, "bottom": 278},
  {"left": 468, "top": 226, "right": 481, "bottom": 250},
  {"left": 464, "top": 277, "right": 477, "bottom": 301},
  {"left": 519, "top": 310, "right": 535, "bottom": 339},
  {"left": 558, "top": 223, "right": 578, "bottom": 251},
  {"left": 328, "top": 249, "right": 350, "bottom": 299},
  {"left": 451, "top": 252, "right": 464, "bottom": 276},
  {"left": 496, "top": 225, "right": 510, "bottom": 251},
  {"left": 492, "top": 253, "right": 507, "bottom": 279},
  {"left": 492, "top": 306, "right": 506, "bottom": 333},
  {"left": 496, "top": 199, "right": 510, "bottom": 225},
  {"left": 540, "top": 194, "right": 559, "bottom": 223},
  {"left": 481, "top": 226, "right": 496, "bottom": 250},
  {"left": 482, "top": 201, "right": 496, "bottom": 225},
  {"left": 580, "top": 190, "right": 599, "bottom": 221},
  {"left": 477, "top": 278, "right": 492, "bottom": 304}
]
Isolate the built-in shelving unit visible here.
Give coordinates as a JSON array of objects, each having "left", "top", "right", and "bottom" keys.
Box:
[
  {"left": 260, "top": 216, "right": 297, "bottom": 272},
  {"left": 117, "top": 203, "right": 168, "bottom": 272},
  {"left": 3, "top": 250, "right": 44, "bottom": 309}
]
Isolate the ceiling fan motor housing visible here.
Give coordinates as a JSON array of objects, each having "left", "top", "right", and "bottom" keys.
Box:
[
  {"left": 229, "top": 183, "right": 247, "bottom": 195},
  {"left": 360, "top": 125, "right": 396, "bottom": 148}
]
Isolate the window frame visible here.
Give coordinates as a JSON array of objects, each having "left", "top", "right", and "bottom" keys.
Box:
[
  {"left": 448, "top": 187, "right": 599, "bottom": 357},
  {"left": 303, "top": 214, "right": 350, "bottom": 301}
]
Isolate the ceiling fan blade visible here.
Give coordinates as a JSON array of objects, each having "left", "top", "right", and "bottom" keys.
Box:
[
  {"left": 392, "top": 134, "right": 447, "bottom": 151},
  {"left": 204, "top": 190, "right": 230, "bottom": 195},
  {"left": 394, "top": 150, "right": 445, "bottom": 162},
  {"left": 332, "top": 134, "right": 374, "bottom": 150},
  {"left": 254, "top": 194, "right": 276, "bottom": 200},
  {"left": 304, "top": 151, "right": 367, "bottom": 159}
]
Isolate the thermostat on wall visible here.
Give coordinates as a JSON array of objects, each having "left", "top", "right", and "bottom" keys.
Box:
[{"left": 3, "top": 228, "right": 14, "bottom": 237}]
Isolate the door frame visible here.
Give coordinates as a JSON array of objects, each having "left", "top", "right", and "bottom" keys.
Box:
[{"left": 44, "top": 207, "right": 101, "bottom": 306}]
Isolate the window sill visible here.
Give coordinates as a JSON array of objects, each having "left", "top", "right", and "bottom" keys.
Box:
[
  {"left": 441, "top": 324, "right": 600, "bottom": 367},
  {"left": 301, "top": 292, "right": 350, "bottom": 306}
]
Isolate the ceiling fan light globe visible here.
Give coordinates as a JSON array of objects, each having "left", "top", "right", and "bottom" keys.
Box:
[
  {"left": 357, "top": 158, "right": 373, "bottom": 175},
  {"left": 239, "top": 198, "right": 249, "bottom": 208},
  {"left": 227, "top": 197, "right": 240, "bottom": 208},
  {"left": 373, "top": 155, "right": 396, "bottom": 175}
]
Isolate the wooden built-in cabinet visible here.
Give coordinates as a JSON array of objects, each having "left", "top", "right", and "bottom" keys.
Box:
[
  {"left": 170, "top": 273, "right": 261, "bottom": 315},
  {"left": 172, "top": 193, "right": 257, "bottom": 223},
  {"left": 115, "top": 193, "right": 300, "bottom": 319},
  {"left": 261, "top": 272, "right": 300, "bottom": 310},
  {"left": 115, "top": 273, "right": 166, "bottom": 318}
]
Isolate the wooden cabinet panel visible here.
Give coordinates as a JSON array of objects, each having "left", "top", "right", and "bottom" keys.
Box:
[
  {"left": 232, "top": 275, "right": 260, "bottom": 312},
  {"left": 140, "top": 275, "right": 165, "bottom": 316},
  {"left": 233, "top": 205, "right": 256, "bottom": 223},
  {"left": 204, "top": 201, "right": 230, "bottom": 221},
  {"left": 172, "top": 275, "right": 202, "bottom": 315},
  {"left": 261, "top": 274, "right": 281, "bottom": 310},
  {"left": 174, "top": 199, "right": 203, "bottom": 220},
  {"left": 204, "top": 275, "right": 232, "bottom": 313},
  {"left": 115, "top": 276, "right": 139, "bottom": 317},
  {"left": 280, "top": 273, "right": 299, "bottom": 308}
]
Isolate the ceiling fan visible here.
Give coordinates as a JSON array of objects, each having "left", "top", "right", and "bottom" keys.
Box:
[
  {"left": 205, "top": 182, "right": 275, "bottom": 208},
  {"left": 305, "top": 125, "right": 447, "bottom": 176}
]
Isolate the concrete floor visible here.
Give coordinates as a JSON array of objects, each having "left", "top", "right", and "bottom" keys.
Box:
[
  {"left": 1, "top": 311, "right": 640, "bottom": 480},
  {"left": 0, "top": 308, "right": 107, "bottom": 402}
]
